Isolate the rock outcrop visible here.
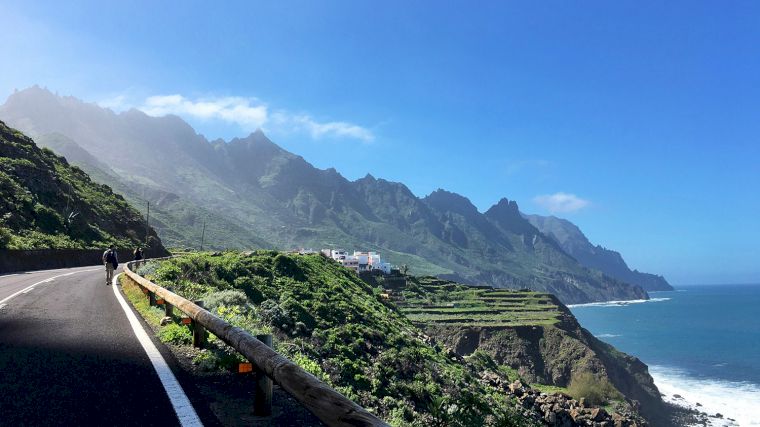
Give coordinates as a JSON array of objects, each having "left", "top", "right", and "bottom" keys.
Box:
[
  {"left": 425, "top": 294, "right": 667, "bottom": 424},
  {"left": 487, "top": 376, "right": 648, "bottom": 427}
]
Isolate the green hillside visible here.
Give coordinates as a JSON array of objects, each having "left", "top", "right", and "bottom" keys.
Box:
[
  {"left": 136, "top": 252, "right": 537, "bottom": 426},
  {"left": 0, "top": 120, "right": 163, "bottom": 250}
]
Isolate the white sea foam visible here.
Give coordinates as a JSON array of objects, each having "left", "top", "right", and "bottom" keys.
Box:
[
  {"left": 596, "top": 333, "right": 622, "bottom": 338},
  {"left": 650, "top": 365, "right": 760, "bottom": 426},
  {"left": 567, "top": 297, "right": 671, "bottom": 308}
]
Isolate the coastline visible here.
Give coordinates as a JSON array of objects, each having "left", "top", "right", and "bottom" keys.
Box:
[
  {"left": 566, "top": 296, "right": 671, "bottom": 308},
  {"left": 569, "top": 287, "right": 760, "bottom": 426},
  {"left": 651, "top": 365, "right": 758, "bottom": 426}
]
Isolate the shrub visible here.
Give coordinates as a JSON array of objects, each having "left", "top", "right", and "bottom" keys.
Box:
[
  {"left": 193, "top": 350, "right": 220, "bottom": 371},
  {"left": 205, "top": 289, "right": 250, "bottom": 312},
  {"left": 258, "top": 299, "right": 294, "bottom": 330},
  {"left": 32, "top": 203, "right": 64, "bottom": 234},
  {"left": 158, "top": 323, "right": 192, "bottom": 345},
  {"left": 0, "top": 226, "right": 11, "bottom": 249},
  {"left": 232, "top": 276, "right": 266, "bottom": 303},
  {"left": 135, "top": 261, "right": 160, "bottom": 278},
  {"left": 291, "top": 352, "right": 331, "bottom": 382},
  {"left": 279, "top": 296, "right": 316, "bottom": 331},
  {"left": 567, "top": 371, "right": 621, "bottom": 406},
  {"left": 273, "top": 254, "right": 305, "bottom": 280}
]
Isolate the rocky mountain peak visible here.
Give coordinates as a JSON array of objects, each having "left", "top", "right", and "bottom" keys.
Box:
[{"left": 424, "top": 189, "right": 480, "bottom": 216}]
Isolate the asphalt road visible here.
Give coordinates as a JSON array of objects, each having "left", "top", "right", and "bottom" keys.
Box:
[{"left": 0, "top": 265, "right": 200, "bottom": 426}]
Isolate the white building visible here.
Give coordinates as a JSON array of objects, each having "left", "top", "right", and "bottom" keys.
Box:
[{"left": 322, "top": 249, "right": 393, "bottom": 275}]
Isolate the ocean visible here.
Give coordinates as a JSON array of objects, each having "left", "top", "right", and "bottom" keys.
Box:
[{"left": 569, "top": 284, "right": 760, "bottom": 426}]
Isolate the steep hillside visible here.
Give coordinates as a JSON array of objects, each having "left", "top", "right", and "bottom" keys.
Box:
[
  {"left": 0, "top": 87, "right": 648, "bottom": 304},
  {"left": 137, "top": 252, "right": 536, "bottom": 426},
  {"left": 0, "top": 120, "right": 164, "bottom": 251},
  {"left": 395, "top": 277, "right": 667, "bottom": 424},
  {"left": 33, "top": 133, "right": 272, "bottom": 251},
  {"left": 525, "top": 215, "right": 672, "bottom": 291},
  {"left": 136, "top": 252, "right": 651, "bottom": 426}
]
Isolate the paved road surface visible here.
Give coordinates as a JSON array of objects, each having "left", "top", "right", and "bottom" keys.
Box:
[{"left": 0, "top": 265, "right": 202, "bottom": 426}]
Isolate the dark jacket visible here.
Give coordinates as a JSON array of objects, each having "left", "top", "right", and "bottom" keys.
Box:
[{"left": 103, "top": 249, "right": 119, "bottom": 268}]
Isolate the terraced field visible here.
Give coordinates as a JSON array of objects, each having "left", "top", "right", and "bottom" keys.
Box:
[{"left": 395, "top": 277, "right": 563, "bottom": 327}]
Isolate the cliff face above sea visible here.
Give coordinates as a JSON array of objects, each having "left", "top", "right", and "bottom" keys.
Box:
[{"left": 394, "top": 276, "right": 668, "bottom": 424}]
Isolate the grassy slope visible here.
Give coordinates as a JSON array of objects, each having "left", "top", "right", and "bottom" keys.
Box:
[
  {"left": 0, "top": 121, "right": 163, "bottom": 250},
  {"left": 396, "top": 276, "right": 562, "bottom": 327},
  {"left": 140, "top": 252, "right": 537, "bottom": 427}
]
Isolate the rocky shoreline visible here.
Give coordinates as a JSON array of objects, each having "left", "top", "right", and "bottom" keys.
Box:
[
  {"left": 482, "top": 375, "right": 648, "bottom": 426},
  {"left": 661, "top": 392, "right": 739, "bottom": 427}
]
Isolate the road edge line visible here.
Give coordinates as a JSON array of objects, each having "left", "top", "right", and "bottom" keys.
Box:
[{"left": 112, "top": 273, "right": 203, "bottom": 427}]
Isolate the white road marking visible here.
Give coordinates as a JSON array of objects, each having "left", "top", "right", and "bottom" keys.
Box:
[
  {"left": 111, "top": 274, "right": 203, "bottom": 427},
  {"left": 0, "top": 268, "right": 98, "bottom": 306},
  {"left": 21, "top": 287, "right": 35, "bottom": 294}
]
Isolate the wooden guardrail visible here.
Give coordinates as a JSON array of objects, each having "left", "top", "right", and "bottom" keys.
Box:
[{"left": 123, "top": 259, "right": 388, "bottom": 427}]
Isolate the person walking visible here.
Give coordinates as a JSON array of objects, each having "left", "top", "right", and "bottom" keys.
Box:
[
  {"left": 102, "top": 245, "right": 119, "bottom": 285},
  {"left": 133, "top": 247, "right": 144, "bottom": 261}
]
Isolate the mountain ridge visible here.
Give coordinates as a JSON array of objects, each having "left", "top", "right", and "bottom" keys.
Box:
[
  {"left": 0, "top": 87, "right": 652, "bottom": 304},
  {"left": 524, "top": 214, "right": 673, "bottom": 291}
]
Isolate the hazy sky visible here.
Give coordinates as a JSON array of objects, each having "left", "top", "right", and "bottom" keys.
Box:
[{"left": 1, "top": 0, "right": 758, "bottom": 285}]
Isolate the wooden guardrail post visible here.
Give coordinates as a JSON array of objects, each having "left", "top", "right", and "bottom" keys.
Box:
[
  {"left": 164, "top": 287, "right": 174, "bottom": 317},
  {"left": 254, "top": 334, "right": 273, "bottom": 416},
  {"left": 192, "top": 300, "right": 206, "bottom": 348},
  {"left": 148, "top": 290, "right": 156, "bottom": 306}
]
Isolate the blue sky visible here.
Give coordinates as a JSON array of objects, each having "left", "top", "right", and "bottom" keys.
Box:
[{"left": 1, "top": 1, "right": 758, "bottom": 284}]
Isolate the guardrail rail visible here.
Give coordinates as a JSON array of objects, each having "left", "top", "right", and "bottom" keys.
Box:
[{"left": 123, "top": 259, "right": 388, "bottom": 427}]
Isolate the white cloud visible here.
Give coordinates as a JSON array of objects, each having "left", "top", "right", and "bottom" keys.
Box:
[
  {"left": 278, "top": 113, "right": 375, "bottom": 143},
  {"left": 129, "top": 93, "right": 374, "bottom": 142},
  {"left": 140, "top": 94, "right": 268, "bottom": 130},
  {"left": 533, "top": 192, "right": 590, "bottom": 213}
]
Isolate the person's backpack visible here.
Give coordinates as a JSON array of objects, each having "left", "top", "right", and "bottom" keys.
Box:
[{"left": 105, "top": 250, "right": 118, "bottom": 268}]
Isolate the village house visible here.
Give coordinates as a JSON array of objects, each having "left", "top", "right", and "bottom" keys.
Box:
[{"left": 321, "top": 249, "right": 393, "bottom": 275}]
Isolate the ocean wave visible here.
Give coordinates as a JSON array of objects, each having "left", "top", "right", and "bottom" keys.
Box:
[
  {"left": 650, "top": 365, "right": 760, "bottom": 426},
  {"left": 596, "top": 333, "right": 621, "bottom": 338},
  {"left": 567, "top": 297, "right": 671, "bottom": 308}
]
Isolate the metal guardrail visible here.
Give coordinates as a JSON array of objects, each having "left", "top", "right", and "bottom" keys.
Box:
[{"left": 123, "top": 259, "right": 388, "bottom": 427}]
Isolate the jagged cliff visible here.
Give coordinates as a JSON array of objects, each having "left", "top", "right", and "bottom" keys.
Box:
[
  {"left": 395, "top": 276, "right": 668, "bottom": 424},
  {"left": 525, "top": 214, "right": 672, "bottom": 292}
]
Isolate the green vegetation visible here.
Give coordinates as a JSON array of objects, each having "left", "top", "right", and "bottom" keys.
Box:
[
  {"left": 120, "top": 272, "right": 247, "bottom": 372},
  {"left": 138, "top": 251, "right": 537, "bottom": 426},
  {"left": 158, "top": 323, "right": 193, "bottom": 345},
  {"left": 0, "top": 121, "right": 162, "bottom": 250},
  {"left": 566, "top": 372, "right": 623, "bottom": 406},
  {"left": 393, "top": 275, "right": 664, "bottom": 423},
  {"left": 396, "top": 276, "right": 561, "bottom": 327}
]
